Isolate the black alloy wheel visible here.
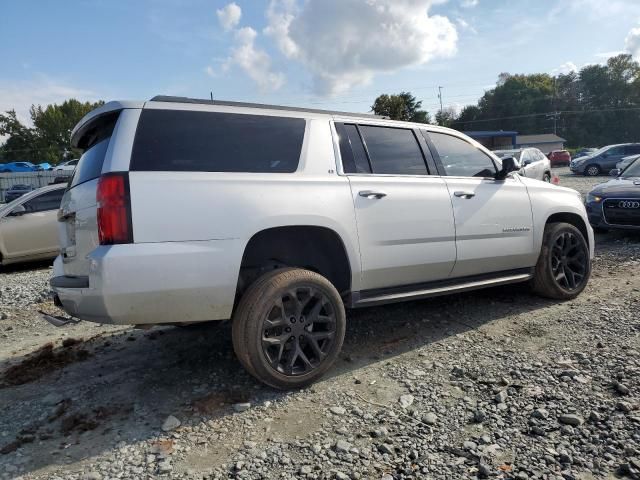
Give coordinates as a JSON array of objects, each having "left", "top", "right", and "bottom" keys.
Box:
[
  {"left": 531, "top": 222, "right": 591, "bottom": 299},
  {"left": 550, "top": 230, "right": 588, "bottom": 291},
  {"left": 232, "top": 268, "right": 346, "bottom": 389},
  {"left": 261, "top": 286, "right": 336, "bottom": 376}
]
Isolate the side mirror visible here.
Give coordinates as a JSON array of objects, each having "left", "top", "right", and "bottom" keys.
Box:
[
  {"left": 9, "top": 204, "right": 26, "bottom": 216},
  {"left": 496, "top": 156, "right": 519, "bottom": 180},
  {"left": 610, "top": 168, "right": 621, "bottom": 177}
]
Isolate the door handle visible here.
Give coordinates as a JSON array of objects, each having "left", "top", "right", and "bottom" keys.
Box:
[
  {"left": 359, "top": 190, "right": 387, "bottom": 199},
  {"left": 453, "top": 191, "right": 476, "bottom": 199}
]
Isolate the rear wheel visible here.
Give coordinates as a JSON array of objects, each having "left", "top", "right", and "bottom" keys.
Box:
[
  {"left": 531, "top": 222, "right": 590, "bottom": 300},
  {"left": 232, "top": 268, "right": 346, "bottom": 389},
  {"left": 585, "top": 164, "right": 600, "bottom": 176}
]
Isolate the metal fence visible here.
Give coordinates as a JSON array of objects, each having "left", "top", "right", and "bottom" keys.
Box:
[{"left": 0, "top": 171, "right": 73, "bottom": 203}]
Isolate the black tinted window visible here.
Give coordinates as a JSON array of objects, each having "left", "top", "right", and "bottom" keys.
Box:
[
  {"left": 429, "top": 132, "right": 496, "bottom": 177},
  {"left": 336, "top": 123, "right": 371, "bottom": 174},
  {"left": 23, "top": 189, "right": 64, "bottom": 213},
  {"left": 358, "top": 126, "right": 427, "bottom": 175},
  {"left": 70, "top": 137, "right": 110, "bottom": 188},
  {"left": 131, "top": 110, "right": 305, "bottom": 173}
]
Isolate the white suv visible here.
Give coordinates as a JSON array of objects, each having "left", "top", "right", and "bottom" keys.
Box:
[{"left": 49, "top": 96, "right": 594, "bottom": 389}]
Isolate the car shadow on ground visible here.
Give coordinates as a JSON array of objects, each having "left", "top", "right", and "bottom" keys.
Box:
[{"left": 0, "top": 283, "right": 563, "bottom": 477}]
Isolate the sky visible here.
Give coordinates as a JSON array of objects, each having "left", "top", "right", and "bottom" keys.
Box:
[{"left": 2, "top": 0, "right": 640, "bottom": 126}]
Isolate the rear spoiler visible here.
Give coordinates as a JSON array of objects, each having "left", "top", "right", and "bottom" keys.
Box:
[{"left": 71, "top": 101, "right": 144, "bottom": 148}]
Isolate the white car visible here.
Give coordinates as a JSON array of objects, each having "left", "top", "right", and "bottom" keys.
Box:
[
  {"left": 616, "top": 154, "right": 640, "bottom": 172},
  {"left": 49, "top": 97, "right": 594, "bottom": 389},
  {"left": 54, "top": 159, "right": 79, "bottom": 171},
  {"left": 493, "top": 148, "right": 552, "bottom": 182}
]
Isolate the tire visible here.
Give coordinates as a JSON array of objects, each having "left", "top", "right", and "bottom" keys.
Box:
[
  {"left": 585, "top": 164, "right": 600, "bottom": 176},
  {"left": 232, "top": 268, "right": 346, "bottom": 389},
  {"left": 531, "top": 222, "right": 591, "bottom": 300},
  {"left": 543, "top": 172, "right": 551, "bottom": 183}
]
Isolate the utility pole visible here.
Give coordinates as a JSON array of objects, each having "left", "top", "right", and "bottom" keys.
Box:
[{"left": 438, "top": 86, "right": 444, "bottom": 125}]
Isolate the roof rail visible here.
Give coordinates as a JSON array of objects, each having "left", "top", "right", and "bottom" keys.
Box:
[{"left": 149, "top": 95, "right": 383, "bottom": 119}]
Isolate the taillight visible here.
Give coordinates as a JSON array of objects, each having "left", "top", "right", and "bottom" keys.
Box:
[{"left": 96, "top": 172, "right": 132, "bottom": 245}]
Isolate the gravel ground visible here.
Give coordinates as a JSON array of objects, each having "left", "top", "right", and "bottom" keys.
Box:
[{"left": 0, "top": 170, "right": 639, "bottom": 480}]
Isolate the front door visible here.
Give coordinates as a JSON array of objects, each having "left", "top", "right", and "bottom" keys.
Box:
[
  {"left": 426, "top": 131, "right": 536, "bottom": 278},
  {"left": 335, "top": 122, "right": 456, "bottom": 290}
]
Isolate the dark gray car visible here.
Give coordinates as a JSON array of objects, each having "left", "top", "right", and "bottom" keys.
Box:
[{"left": 570, "top": 143, "right": 640, "bottom": 176}]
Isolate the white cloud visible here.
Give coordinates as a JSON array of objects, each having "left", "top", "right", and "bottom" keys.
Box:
[
  {"left": 456, "top": 17, "right": 477, "bottom": 34},
  {"left": 264, "top": 0, "right": 458, "bottom": 95},
  {"left": 625, "top": 26, "right": 640, "bottom": 59},
  {"left": 460, "top": 0, "right": 478, "bottom": 7},
  {"left": 204, "top": 65, "right": 217, "bottom": 78},
  {"left": 552, "top": 61, "right": 579, "bottom": 75},
  {"left": 226, "top": 27, "right": 285, "bottom": 92},
  {"left": 549, "top": 0, "right": 640, "bottom": 21},
  {"left": 216, "top": 3, "right": 242, "bottom": 31}
]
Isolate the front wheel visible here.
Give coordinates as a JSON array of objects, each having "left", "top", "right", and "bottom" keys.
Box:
[
  {"left": 531, "top": 222, "right": 591, "bottom": 300},
  {"left": 543, "top": 172, "right": 551, "bottom": 183},
  {"left": 232, "top": 268, "right": 346, "bottom": 389}
]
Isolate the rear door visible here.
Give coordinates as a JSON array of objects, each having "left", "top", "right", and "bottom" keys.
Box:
[
  {"left": 1, "top": 188, "right": 64, "bottom": 259},
  {"left": 602, "top": 146, "right": 626, "bottom": 171},
  {"left": 426, "top": 131, "right": 535, "bottom": 278},
  {"left": 335, "top": 121, "right": 456, "bottom": 290}
]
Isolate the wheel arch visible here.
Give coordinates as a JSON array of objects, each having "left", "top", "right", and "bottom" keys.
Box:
[
  {"left": 237, "top": 225, "right": 354, "bottom": 299},
  {"left": 545, "top": 212, "right": 590, "bottom": 249}
]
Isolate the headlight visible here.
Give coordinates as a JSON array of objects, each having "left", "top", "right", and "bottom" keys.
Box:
[{"left": 586, "top": 192, "right": 603, "bottom": 203}]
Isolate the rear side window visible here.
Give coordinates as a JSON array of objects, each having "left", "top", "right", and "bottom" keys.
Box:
[
  {"left": 429, "top": 132, "right": 496, "bottom": 177},
  {"left": 131, "top": 110, "right": 305, "bottom": 173},
  {"left": 70, "top": 112, "right": 119, "bottom": 188},
  {"left": 358, "top": 126, "right": 428, "bottom": 175},
  {"left": 625, "top": 145, "right": 640, "bottom": 155}
]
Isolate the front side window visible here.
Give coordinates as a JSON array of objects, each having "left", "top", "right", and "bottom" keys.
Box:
[
  {"left": 22, "top": 189, "right": 64, "bottom": 213},
  {"left": 358, "top": 126, "right": 428, "bottom": 175},
  {"left": 131, "top": 110, "right": 305, "bottom": 173},
  {"left": 428, "top": 132, "right": 497, "bottom": 178}
]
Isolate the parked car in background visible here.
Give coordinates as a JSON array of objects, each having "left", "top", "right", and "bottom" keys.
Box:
[
  {"left": 548, "top": 150, "right": 571, "bottom": 167},
  {"left": 54, "top": 159, "right": 79, "bottom": 171},
  {"left": 37, "top": 162, "right": 53, "bottom": 171},
  {"left": 585, "top": 158, "right": 640, "bottom": 232},
  {"left": 4, "top": 184, "right": 35, "bottom": 203},
  {"left": 616, "top": 154, "right": 640, "bottom": 172},
  {"left": 49, "top": 97, "right": 593, "bottom": 389},
  {"left": 0, "top": 162, "right": 39, "bottom": 173},
  {"left": 0, "top": 183, "right": 66, "bottom": 265},
  {"left": 570, "top": 143, "right": 640, "bottom": 176},
  {"left": 494, "top": 148, "right": 552, "bottom": 182},
  {"left": 574, "top": 148, "right": 598, "bottom": 159}
]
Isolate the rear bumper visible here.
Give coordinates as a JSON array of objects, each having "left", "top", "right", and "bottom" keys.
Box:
[{"left": 51, "top": 239, "right": 244, "bottom": 325}]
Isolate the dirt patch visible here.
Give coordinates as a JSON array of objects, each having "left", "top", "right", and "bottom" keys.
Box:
[{"left": 1, "top": 339, "right": 90, "bottom": 386}]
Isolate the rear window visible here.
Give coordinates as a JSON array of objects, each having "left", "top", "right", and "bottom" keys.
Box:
[
  {"left": 70, "top": 112, "right": 119, "bottom": 188},
  {"left": 131, "top": 110, "right": 306, "bottom": 173}
]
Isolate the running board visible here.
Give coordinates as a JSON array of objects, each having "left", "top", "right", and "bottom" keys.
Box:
[{"left": 349, "top": 270, "right": 533, "bottom": 308}]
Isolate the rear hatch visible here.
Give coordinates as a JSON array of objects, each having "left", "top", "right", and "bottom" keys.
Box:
[{"left": 58, "top": 106, "right": 129, "bottom": 277}]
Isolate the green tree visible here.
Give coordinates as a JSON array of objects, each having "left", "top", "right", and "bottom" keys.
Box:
[
  {"left": 371, "top": 92, "right": 430, "bottom": 123},
  {"left": 0, "top": 99, "right": 104, "bottom": 163}
]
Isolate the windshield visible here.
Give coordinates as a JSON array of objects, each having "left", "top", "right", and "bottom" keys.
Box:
[{"left": 621, "top": 159, "right": 640, "bottom": 177}]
